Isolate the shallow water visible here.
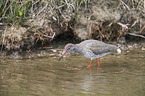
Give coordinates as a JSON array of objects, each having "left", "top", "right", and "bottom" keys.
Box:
[{"left": 0, "top": 49, "right": 145, "bottom": 96}]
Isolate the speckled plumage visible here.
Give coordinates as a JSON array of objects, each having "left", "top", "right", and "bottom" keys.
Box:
[
  {"left": 63, "top": 40, "right": 118, "bottom": 59},
  {"left": 59, "top": 40, "right": 118, "bottom": 69}
]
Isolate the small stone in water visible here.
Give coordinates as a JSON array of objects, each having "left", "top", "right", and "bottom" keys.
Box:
[{"left": 141, "top": 47, "right": 145, "bottom": 50}]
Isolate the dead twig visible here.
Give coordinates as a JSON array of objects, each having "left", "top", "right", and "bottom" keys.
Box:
[
  {"left": 126, "top": 33, "right": 145, "bottom": 38},
  {"left": 140, "top": 26, "right": 145, "bottom": 33},
  {"left": 117, "top": 22, "right": 129, "bottom": 31},
  {"left": 43, "top": 32, "right": 55, "bottom": 39},
  {"left": 36, "top": 3, "right": 48, "bottom": 16},
  {"left": 121, "top": 0, "right": 130, "bottom": 11}
]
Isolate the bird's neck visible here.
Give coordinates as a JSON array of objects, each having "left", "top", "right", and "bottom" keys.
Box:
[{"left": 74, "top": 44, "right": 82, "bottom": 54}]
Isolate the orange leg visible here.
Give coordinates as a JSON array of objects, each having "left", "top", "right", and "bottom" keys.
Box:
[
  {"left": 77, "top": 59, "right": 100, "bottom": 71},
  {"left": 96, "top": 58, "right": 101, "bottom": 70},
  {"left": 77, "top": 60, "right": 92, "bottom": 70},
  {"left": 87, "top": 60, "right": 93, "bottom": 68},
  {"left": 96, "top": 58, "right": 100, "bottom": 67}
]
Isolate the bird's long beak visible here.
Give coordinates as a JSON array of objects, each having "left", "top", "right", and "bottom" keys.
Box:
[{"left": 58, "top": 51, "right": 67, "bottom": 61}]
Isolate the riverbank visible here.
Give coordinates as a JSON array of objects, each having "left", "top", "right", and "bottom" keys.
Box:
[{"left": 0, "top": 38, "right": 145, "bottom": 59}]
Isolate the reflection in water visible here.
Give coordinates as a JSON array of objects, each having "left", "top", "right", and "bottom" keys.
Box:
[
  {"left": 0, "top": 49, "right": 145, "bottom": 96},
  {"left": 79, "top": 70, "right": 111, "bottom": 95}
]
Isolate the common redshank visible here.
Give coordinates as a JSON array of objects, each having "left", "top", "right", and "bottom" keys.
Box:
[{"left": 58, "top": 40, "right": 118, "bottom": 70}]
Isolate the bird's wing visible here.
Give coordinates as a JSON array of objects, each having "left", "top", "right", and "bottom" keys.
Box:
[{"left": 88, "top": 43, "right": 117, "bottom": 55}]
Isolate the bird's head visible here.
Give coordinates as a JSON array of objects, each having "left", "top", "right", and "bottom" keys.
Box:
[
  {"left": 64, "top": 43, "right": 76, "bottom": 53},
  {"left": 58, "top": 43, "right": 76, "bottom": 61}
]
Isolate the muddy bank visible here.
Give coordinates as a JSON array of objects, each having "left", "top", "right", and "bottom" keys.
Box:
[{"left": 0, "top": 37, "right": 145, "bottom": 59}]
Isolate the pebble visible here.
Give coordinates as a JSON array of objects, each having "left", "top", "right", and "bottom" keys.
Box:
[{"left": 141, "top": 47, "right": 145, "bottom": 50}]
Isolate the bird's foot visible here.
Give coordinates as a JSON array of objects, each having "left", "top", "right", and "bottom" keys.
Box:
[
  {"left": 77, "top": 68, "right": 82, "bottom": 71},
  {"left": 77, "top": 66, "right": 101, "bottom": 71}
]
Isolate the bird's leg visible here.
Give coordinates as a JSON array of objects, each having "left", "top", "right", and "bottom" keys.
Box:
[
  {"left": 96, "top": 58, "right": 101, "bottom": 69},
  {"left": 77, "top": 60, "right": 92, "bottom": 70},
  {"left": 96, "top": 58, "right": 100, "bottom": 67},
  {"left": 77, "top": 59, "right": 93, "bottom": 70},
  {"left": 87, "top": 60, "right": 93, "bottom": 68}
]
